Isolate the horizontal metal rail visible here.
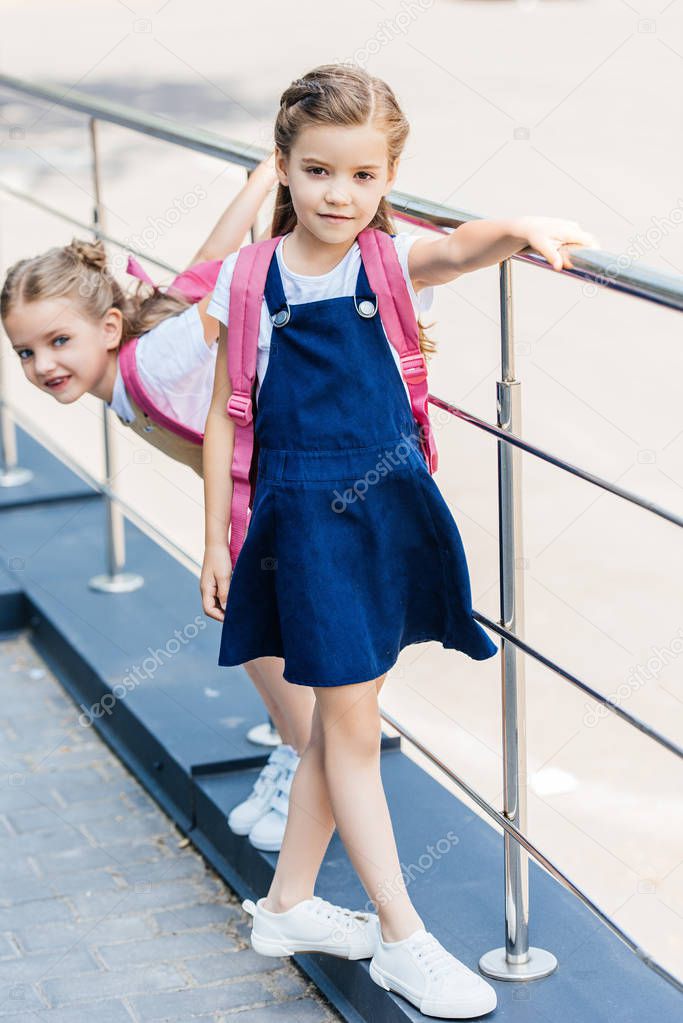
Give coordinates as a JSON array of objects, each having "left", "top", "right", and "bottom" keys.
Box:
[
  {"left": 0, "top": 181, "right": 179, "bottom": 276},
  {"left": 429, "top": 395, "right": 683, "bottom": 530},
  {"left": 477, "top": 612, "right": 682, "bottom": 760},
  {"left": 2, "top": 73, "right": 683, "bottom": 311}
]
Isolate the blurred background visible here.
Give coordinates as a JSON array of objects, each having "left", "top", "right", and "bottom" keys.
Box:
[{"left": 1, "top": 0, "right": 682, "bottom": 980}]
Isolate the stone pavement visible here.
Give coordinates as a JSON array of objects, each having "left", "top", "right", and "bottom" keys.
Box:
[{"left": 0, "top": 631, "right": 342, "bottom": 1023}]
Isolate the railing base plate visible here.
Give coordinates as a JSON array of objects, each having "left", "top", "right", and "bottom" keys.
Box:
[
  {"left": 246, "top": 721, "right": 283, "bottom": 746},
  {"left": 479, "top": 945, "right": 558, "bottom": 981},
  {"left": 0, "top": 465, "right": 34, "bottom": 487},
  {"left": 88, "top": 571, "right": 145, "bottom": 593}
]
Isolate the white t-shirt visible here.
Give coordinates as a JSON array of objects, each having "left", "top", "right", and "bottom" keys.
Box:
[
  {"left": 108, "top": 232, "right": 432, "bottom": 428},
  {"left": 109, "top": 303, "right": 217, "bottom": 433},
  {"left": 206, "top": 232, "right": 433, "bottom": 402}
]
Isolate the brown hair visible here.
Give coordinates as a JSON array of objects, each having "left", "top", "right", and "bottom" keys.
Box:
[
  {"left": 272, "top": 64, "right": 435, "bottom": 358},
  {"left": 1, "top": 238, "right": 190, "bottom": 346}
]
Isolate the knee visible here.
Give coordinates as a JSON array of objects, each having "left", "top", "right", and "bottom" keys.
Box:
[{"left": 324, "top": 708, "right": 381, "bottom": 764}]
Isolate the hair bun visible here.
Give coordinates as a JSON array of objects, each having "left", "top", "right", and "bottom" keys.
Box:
[
  {"left": 281, "top": 77, "right": 324, "bottom": 109},
  {"left": 66, "top": 238, "right": 108, "bottom": 273}
]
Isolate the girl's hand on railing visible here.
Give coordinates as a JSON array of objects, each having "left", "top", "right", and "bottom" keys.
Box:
[
  {"left": 200, "top": 543, "right": 232, "bottom": 622},
  {"left": 513, "top": 216, "right": 600, "bottom": 271}
]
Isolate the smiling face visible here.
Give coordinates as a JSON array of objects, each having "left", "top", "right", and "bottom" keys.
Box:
[
  {"left": 3, "top": 296, "right": 122, "bottom": 403},
  {"left": 275, "top": 121, "right": 399, "bottom": 247}
]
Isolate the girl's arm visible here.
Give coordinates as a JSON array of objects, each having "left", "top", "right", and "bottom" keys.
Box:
[
  {"left": 192, "top": 156, "right": 276, "bottom": 346},
  {"left": 187, "top": 153, "right": 276, "bottom": 267},
  {"left": 200, "top": 321, "right": 235, "bottom": 622},
  {"left": 408, "top": 216, "right": 600, "bottom": 289}
]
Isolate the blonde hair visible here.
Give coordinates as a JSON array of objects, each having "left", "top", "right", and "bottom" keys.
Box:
[
  {"left": 1, "top": 238, "right": 190, "bottom": 346},
  {"left": 272, "top": 64, "right": 435, "bottom": 358}
]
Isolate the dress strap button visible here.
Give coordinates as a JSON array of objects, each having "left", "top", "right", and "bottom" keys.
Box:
[
  {"left": 271, "top": 306, "right": 291, "bottom": 327},
  {"left": 355, "top": 296, "right": 378, "bottom": 318}
]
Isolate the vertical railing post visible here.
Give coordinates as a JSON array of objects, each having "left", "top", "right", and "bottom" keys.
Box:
[
  {"left": 479, "top": 259, "right": 557, "bottom": 981},
  {"left": 0, "top": 196, "right": 34, "bottom": 489},
  {"left": 86, "top": 117, "right": 143, "bottom": 594},
  {"left": 0, "top": 377, "right": 34, "bottom": 488}
]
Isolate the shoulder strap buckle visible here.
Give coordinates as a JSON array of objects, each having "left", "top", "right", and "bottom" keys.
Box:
[
  {"left": 399, "top": 351, "right": 428, "bottom": 384},
  {"left": 226, "top": 391, "right": 253, "bottom": 425}
]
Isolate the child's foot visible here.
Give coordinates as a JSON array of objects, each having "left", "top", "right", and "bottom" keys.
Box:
[
  {"left": 248, "top": 754, "right": 299, "bottom": 851},
  {"left": 242, "top": 895, "right": 379, "bottom": 959},
  {"left": 369, "top": 928, "right": 497, "bottom": 1018},
  {"left": 227, "top": 745, "right": 296, "bottom": 835}
]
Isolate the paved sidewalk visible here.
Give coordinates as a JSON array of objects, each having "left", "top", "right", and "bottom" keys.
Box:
[{"left": 0, "top": 631, "right": 341, "bottom": 1023}]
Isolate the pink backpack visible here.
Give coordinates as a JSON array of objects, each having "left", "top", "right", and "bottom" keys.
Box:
[
  {"left": 226, "top": 227, "right": 438, "bottom": 567},
  {"left": 118, "top": 256, "right": 223, "bottom": 444}
]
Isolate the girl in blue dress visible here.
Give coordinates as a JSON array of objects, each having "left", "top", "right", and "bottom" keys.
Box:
[{"left": 201, "top": 65, "right": 596, "bottom": 1019}]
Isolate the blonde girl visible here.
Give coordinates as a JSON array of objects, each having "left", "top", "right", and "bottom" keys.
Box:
[{"left": 1, "top": 156, "right": 318, "bottom": 850}]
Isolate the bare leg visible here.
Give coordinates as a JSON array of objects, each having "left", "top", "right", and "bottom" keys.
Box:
[
  {"left": 264, "top": 698, "right": 336, "bottom": 908},
  {"left": 243, "top": 657, "right": 315, "bottom": 754},
  {"left": 314, "top": 677, "right": 424, "bottom": 942},
  {"left": 260, "top": 676, "right": 387, "bottom": 905},
  {"left": 263, "top": 673, "right": 424, "bottom": 942}
]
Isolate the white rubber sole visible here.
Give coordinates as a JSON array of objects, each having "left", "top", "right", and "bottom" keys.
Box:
[
  {"left": 369, "top": 960, "right": 497, "bottom": 1019},
  {"left": 248, "top": 833, "right": 284, "bottom": 852},
  {"left": 228, "top": 802, "right": 275, "bottom": 836},
  {"left": 228, "top": 817, "right": 260, "bottom": 836},
  {"left": 250, "top": 928, "right": 372, "bottom": 960}
]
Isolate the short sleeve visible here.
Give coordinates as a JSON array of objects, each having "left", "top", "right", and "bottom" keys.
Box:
[
  {"left": 392, "top": 232, "right": 434, "bottom": 316},
  {"left": 205, "top": 251, "right": 239, "bottom": 327}
]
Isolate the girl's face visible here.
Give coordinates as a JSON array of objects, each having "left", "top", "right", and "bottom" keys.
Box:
[
  {"left": 4, "top": 297, "right": 121, "bottom": 403},
  {"left": 275, "top": 121, "right": 398, "bottom": 244}
]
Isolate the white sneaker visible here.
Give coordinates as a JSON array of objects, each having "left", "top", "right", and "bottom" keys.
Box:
[
  {"left": 248, "top": 753, "right": 300, "bottom": 851},
  {"left": 227, "top": 745, "right": 295, "bottom": 835},
  {"left": 369, "top": 928, "right": 497, "bottom": 1018},
  {"left": 242, "top": 895, "right": 379, "bottom": 959}
]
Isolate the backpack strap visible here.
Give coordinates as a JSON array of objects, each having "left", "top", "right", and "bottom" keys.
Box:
[
  {"left": 166, "top": 258, "right": 223, "bottom": 302},
  {"left": 226, "top": 236, "right": 282, "bottom": 567},
  {"left": 118, "top": 255, "right": 223, "bottom": 445},
  {"left": 126, "top": 254, "right": 223, "bottom": 301},
  {"left": 356, "top": 228, "right": 438, "bottom": 474},
  {"left": 118, "top": 338, "right": 204, "bottom": 444}
]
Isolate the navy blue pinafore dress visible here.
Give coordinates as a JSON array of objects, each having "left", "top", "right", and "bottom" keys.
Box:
[{"left": 218, "top": 246, "right": 498, "bottom": 686}]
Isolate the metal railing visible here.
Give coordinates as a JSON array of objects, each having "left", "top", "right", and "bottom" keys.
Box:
[{"left": 0, "top": 73, "right": 681, "bottom": 992}]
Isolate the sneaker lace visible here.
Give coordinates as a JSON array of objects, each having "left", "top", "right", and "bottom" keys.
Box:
[
  {"left": 311, "top": 897, "right": 370, "bottom": 930},
  {"left": 412, "top": 933, "right": 462, "bottom": 981}
]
